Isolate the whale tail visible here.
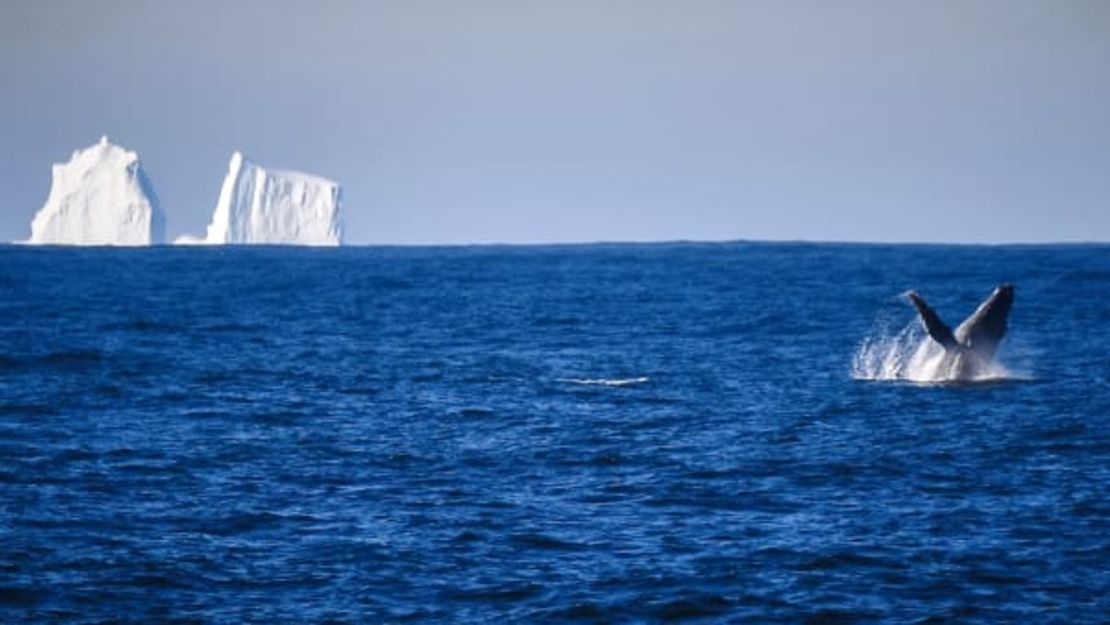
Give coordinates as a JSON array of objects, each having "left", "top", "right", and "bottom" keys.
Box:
[{"left": 907, "top": 284, "right": 1014, "bottom": 360}]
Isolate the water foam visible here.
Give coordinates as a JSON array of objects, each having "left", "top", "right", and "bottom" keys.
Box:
[
  {"left": 852, "top": 321, "right": 1017, "bottom": 384},
  {"left": 557, "top": 377, "right": 650, "bottom": 387}
]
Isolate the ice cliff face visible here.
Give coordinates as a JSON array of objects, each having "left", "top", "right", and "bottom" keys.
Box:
[
  {"left": 187, "top": 152, "right": 342, "bottom": 245},
  {"left": 27, "top": 137, "right": 166, "bottom": 245}
]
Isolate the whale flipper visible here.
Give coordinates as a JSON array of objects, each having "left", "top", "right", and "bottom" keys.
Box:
[
  {"left": 907, "top": 291, "right": 959, "bottom": 349},
  {"left": 907, "top": 284, "right": 1014, "bottom": 361},
  {"left": 954, "top": 284, "right": 1014, "bottom": 361}
]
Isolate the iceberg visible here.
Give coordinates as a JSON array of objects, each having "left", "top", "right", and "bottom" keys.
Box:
[
  {"left": 26, "top": 136, "right": 166, "bottom": 245},
  {"left": 179, "top": 152, "right": 342, "bottom": 245}
]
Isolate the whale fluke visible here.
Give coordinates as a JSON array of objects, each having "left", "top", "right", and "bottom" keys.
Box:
[{"left": 907, "top": 284, "right": 1014, "bottom": 362}]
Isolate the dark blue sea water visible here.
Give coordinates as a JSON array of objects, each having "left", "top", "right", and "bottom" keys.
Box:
[{"left": 1, "top": 243, "right": 1108, "bottom": 623}]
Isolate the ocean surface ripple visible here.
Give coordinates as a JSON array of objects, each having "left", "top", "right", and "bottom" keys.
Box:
[{"left": 1, "top": 243, "right": 1108, "bottom": 623}]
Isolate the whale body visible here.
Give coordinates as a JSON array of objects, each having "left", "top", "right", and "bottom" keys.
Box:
[{"left": 906, "top": 284, "right": 1014, "bottom": 380}]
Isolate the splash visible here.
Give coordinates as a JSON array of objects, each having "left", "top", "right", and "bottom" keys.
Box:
[{"left": 852, "top": 321, "right": 1017, "bottom": 384}]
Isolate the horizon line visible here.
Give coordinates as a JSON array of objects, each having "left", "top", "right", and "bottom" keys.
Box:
[{"left": 5, "top": 237, "right": 1109, "bottom": 249}]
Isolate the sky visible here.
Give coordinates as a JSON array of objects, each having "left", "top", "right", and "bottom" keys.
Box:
[{"left": 1, "top": 0, "right": 1109, "bottom": 245}]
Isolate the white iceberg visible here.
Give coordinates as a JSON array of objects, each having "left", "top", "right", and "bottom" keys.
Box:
[
  {"left": 179, "top": 152, "right": 342, "bottom": 246},
  {"left": 26, "top": 136, "right": 166, "bottom": 245}
]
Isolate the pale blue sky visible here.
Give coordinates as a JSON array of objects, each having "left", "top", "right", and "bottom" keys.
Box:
[{"left": 2, "top": 0, "right": 1109, "bottom": 244}]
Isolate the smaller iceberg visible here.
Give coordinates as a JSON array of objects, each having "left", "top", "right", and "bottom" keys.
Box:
[
  {"left": 178, "top": 152, "right": 342, "bottom": 246},
  {"left": 26, "top": 136, "right": 166, "bottom": 245}
]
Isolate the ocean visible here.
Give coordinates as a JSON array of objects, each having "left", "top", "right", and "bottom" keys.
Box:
[{"left": 1, "top": 242, "right": 1108, "bottom": 623}]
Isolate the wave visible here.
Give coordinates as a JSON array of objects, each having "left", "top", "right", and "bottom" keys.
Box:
[
  {"left": 852, "top": 321, "right": 1026, "bottom": 384},
  {"left": 0, "top": 349, "right": 105, "bottom": 372},
  {"left": 99, "top": 319, "right": 183, "bottom": 333},
  {"left": 557, "top": 376, "right": 650, "bottom": 387}
]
